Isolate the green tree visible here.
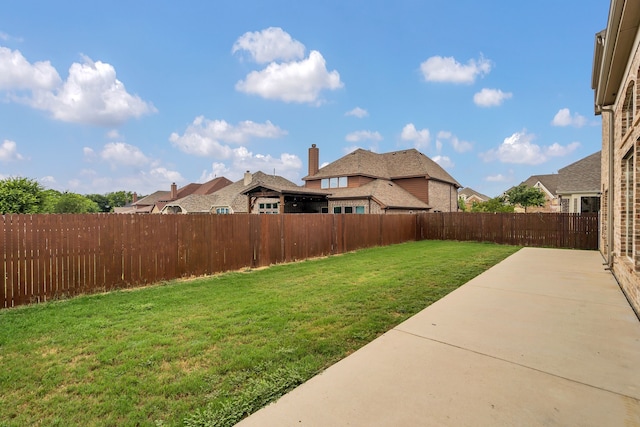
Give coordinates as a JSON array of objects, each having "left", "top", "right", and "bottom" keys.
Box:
[
  {"left": 504, "top": 184, "right": 546, "bottom": 213},
  {"left": 470, "top": 197, "right": 515, "bottom": 213},
  {"left": 458, "top": 197, "right": 467, "bottom": 212},
  {"left": 86, "top": 193, "right": 111, "bottom": 212},
  {"left": 40, "top": 189, "right": 62, "bottom": 213},
  {"left": 0, "top": 177, "right": 44, "bottom": 214},
  {"left": 53, "top": 192, "right": 100, "bottom": 213},
  {"left": 106, "top": 191, "right": 134, "bottom": 210}
]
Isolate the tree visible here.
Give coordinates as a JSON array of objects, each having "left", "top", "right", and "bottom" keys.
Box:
[
  {"left": 458, "top": 197, "right": 467, "bottom": 212},
  {"left": 470, "top": 197, "right": 515, "bottom": 213},
  {"left": 504, "top": 184, "right": 546, "bottom": 213},
  {"left": 86, "top": 193, "right": 111, "bottom": 212},
  {"left": 40, "top": 189, "right": 62, "bottom": 213},
  {"left": 53, "top": 192, "right": 100, "bottom": 213},
  {"left": 86, "top": 191, "right": 135, "bottom": 212},
  {"left": 0, "top": 177, "right": 44, "bottom": 214}
]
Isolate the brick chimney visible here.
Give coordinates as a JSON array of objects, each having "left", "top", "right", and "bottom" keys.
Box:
[
  {"left": 308, "top": 144, "right": 319, "bottom": 176},
  {"left": 132, "top": 192, "right": 138, "bottom": 203},
  {"left": 170, "top": 182, "right": 177, "bottom": 200},
  {"left": 243, "top": 170, "right": 252, "bottom": 186}
]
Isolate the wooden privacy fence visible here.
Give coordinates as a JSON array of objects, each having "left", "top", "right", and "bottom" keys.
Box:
[
  {"left": 417, "top": 212, "right": 599, "bottom": 249},
  {"left": 1, "top": 212, "right": 598, "bottom": 309}
]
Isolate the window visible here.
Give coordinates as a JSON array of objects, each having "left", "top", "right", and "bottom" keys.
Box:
[
  {"left": 258, "top": 202, "right": 279, "bottom": 214},
  {"left": 344, "top": 206, "right": 353, "bottom": 214},
  {"left": 215, "top": 207, "right": 229, "bottom": 214},
  {"left": 321, "top": 207, "right": 328, "bottom": 213},
  {"left": 622, "top": 148, "right": 635, "bottom": 258},
  {"left": 580, "top": 197, "right": 600, "bottom": 214},
  {"left": 333, "top": 206, "right": 342, "bottom": 214},
  {"left": 623, "top": 82, "right": 635, "bottom": 136},
  {"left": 321, "top": 177, "right": 348, "bottom": 189},
  {"left": 355, "top": 206, "right": 365, "bottom": 214}
]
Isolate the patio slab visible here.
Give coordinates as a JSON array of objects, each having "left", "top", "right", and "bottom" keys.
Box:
[{"left": 236, "top": 248, "right": 640, "bottom": 426}]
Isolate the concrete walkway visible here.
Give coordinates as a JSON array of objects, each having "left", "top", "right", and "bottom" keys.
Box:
[{"left": 236, "top": 248, "right": 640, "bottom": 426}]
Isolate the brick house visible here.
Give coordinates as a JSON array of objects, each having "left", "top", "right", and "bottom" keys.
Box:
[
  {"left": 592, "top": 0, "right": 640, "bottom": 314},
  {"left": 557, "top": 151, "right": 601, "bottom": 214},
  {"left": 302, "top": 145, "right": 461, "bottom": 213},
  {"left": 458, "top": 187, "right": 490, "bottom": 210}
]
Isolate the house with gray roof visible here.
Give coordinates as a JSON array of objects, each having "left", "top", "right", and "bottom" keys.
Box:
[
  {"left": 119, "top": 177, "right": 232, "bottom": 214},
  {"left": 557, "top": 151, "right": 601, "bottom": 213},
  {"left": 161, "top": 171, "right": 324, "bottom": 214},
  {"left": 302, "top": 144, "right": 461, "bottom": 213}
]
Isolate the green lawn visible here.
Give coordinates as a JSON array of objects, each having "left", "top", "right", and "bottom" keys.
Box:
[{"left": 0, "top": 240, "right": 519, "bottom": 427}]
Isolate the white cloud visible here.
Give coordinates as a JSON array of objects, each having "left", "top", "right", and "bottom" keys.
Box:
[
  {"left": 199, "top": 148, "right": 303, "bottom": 183},
  {"left": 0, "top": 139, "right": 24, "bottom": 162},
  {"left": 232, "top": 27, "right": 305, "bottom": 64},
  {"left": 107, "top": 129, "right": 122, "bottom": 140},
  {"left": 432, "top": 155, "right": 454, "bottom": 169},
  {"left": 552, "top": 108, "right": 587, "bottom": 127},
  {"left": 473, "top": 88, "right": 512, "bottom": 107},
  {"left": 170, "top": 116, "right": 287, "bottom": 157},
  {"left": 235, "top": 50, "right": 343, "bottom": 104},
  {"left": 485, "top": 174, "right": 510, "bottom": 182},
  {"left": 28, "top": 56, "right": 157, "bottom": 126},
  {"left": 480, "top": 130, "right": 580, "bottom": 165},
  {"left": 0, "top": 46, "right": 61, "bottom": 91},
  {"left": 39, "top": 175, "right": 56, "bottom": 185},
  {"left": 546, "top": 141, "right": 580, "bottom": 157},
  {"left": 0, "top": 32, "right": 22, "bottom": 42},
  {"left": 345, "top": 107, "right": 368, "bottom": 118},
  {"left": 420, "top": 55, "right": 491, "bottom": 84},
  {"left": 345, "top": 130, "right": 383, "bottom": 143},
  {"left": 66, "top": 167, "right": 186, "bottom": 195},
  {"left": 100, "top": 142, "right": 150, "bottom": 168},
  {"left": 400, "top": 123, "right": 430, "bottom": 149},
  {"left": 83, "top": 147, "right": 97, "bottom": 161},
  {"left": 437, "top": 131, "right": 473, "bottom": 153}
]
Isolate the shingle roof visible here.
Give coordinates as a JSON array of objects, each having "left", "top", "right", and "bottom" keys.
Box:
[
  {"left": 328, "top": 179, "right": 430, "bottom": 210},
  {"left": 133, "top": 190, "right": 170, "bottom": 206},
  {"left": 304, "top": 148, "right": 460, "bottom": 187},
  {"left": 556, "top": 151, "right": 601, "bottom": 193},
  {"left": 521, "top": 174, "right": 559, "bottom": 195},
  {"left": 163, "top": 171, "right": 300, "bottom": 213},
  {"left": 458, "top": 187, "right": 490, "bottom": 201}
]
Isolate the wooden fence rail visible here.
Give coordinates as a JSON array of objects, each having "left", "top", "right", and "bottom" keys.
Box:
[{"left": 1, "top": 212, "right": 597, "bottom": 309}]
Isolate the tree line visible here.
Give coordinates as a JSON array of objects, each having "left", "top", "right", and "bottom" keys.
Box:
[{"left": 0, "top": 177, "right": 137, "bottom": 214}]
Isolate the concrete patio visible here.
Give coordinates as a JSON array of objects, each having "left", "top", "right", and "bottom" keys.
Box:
[{"left": 236, "top": 247, "right": 640, "bottom": 426}]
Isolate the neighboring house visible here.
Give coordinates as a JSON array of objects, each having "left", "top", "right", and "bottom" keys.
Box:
[
  {"left": 302, "top": 144, "right": 461, "bottom": 213},
  {"left": 557, "top": 151, "right": 601, "bottom": 213},
  {"left": 458, "top": 187, "right": 490, "bottom": 210},
  {"left": 592, "top": 0, "right": 640, "bottom": 314},
  {"left": 161, "top": 171, "right": 323, "bottom": 214},
  {"left": 521, "top": 174, "right": 560, "bottom": 213},
  {"left": 119, "top": 177, "right": 232, "bottom": 214}
]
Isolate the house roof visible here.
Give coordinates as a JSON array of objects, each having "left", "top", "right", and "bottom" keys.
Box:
[
  {"left": 521, "top": 174, "right": 559, "bottom": 196},
  {"left": 163, "top": 171, "right": 300, "bottom": 213},
  {"left": 133, "top": 190, "right": 170, "bottom": 207},
  {"left": 303, "top": 148, "right": 460, "bottom": 187},
  {"left": 556, "top": 151, "right": 601, "bottom": 194},
  {"left": 328, "top": 179, "right": 430, "bottom": 210},
  {"left": 458, "top": 187, "right": 490, "bottom": 201}
]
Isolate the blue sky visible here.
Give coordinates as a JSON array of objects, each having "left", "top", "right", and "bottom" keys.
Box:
[{"left": 0, "top": 1, "right": 608, "bottom": 197}]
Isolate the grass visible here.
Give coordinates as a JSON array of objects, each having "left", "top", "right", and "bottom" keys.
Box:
[{"left": 0, "top": 240, "right": 520, "bottom": 427}]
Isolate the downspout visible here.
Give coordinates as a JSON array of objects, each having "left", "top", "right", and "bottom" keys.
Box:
[{"left": 601, "top": 106, "right": 615, "bottom": 267}]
